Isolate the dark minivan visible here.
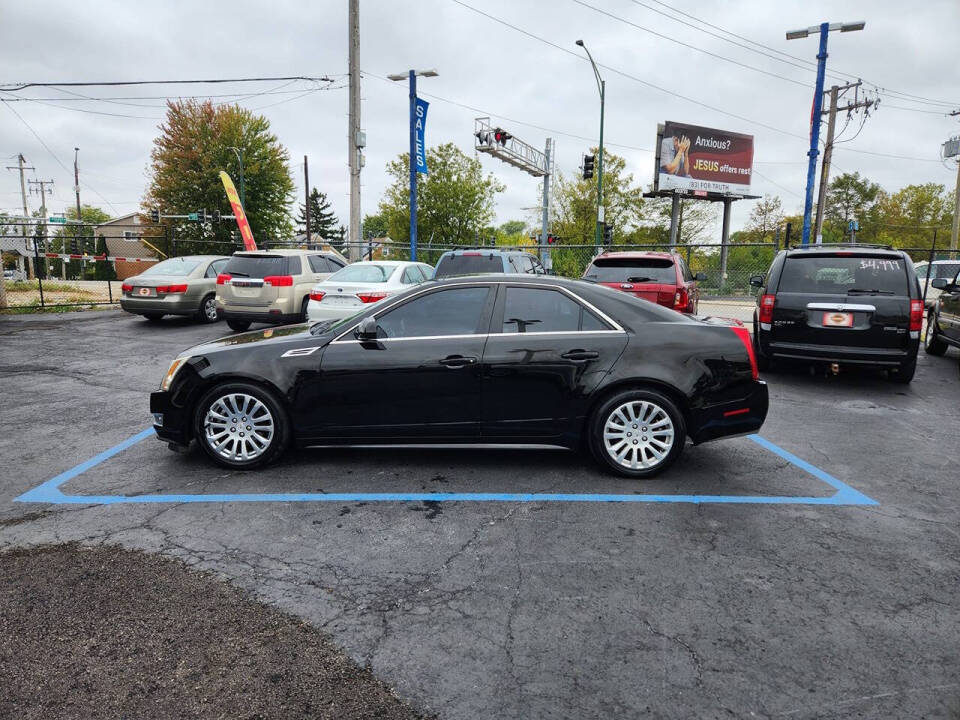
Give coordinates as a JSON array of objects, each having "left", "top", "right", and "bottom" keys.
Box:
[{"left": 750, "top": 244, "right": 923, "bottom": 382}]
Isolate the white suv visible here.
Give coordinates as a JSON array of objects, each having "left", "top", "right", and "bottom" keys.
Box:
[{"left": 216, "top": 249, "right": 347, "bottom": 331}]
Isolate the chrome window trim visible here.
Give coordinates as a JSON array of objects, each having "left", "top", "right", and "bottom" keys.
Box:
[
  {"left": 329, "top": 279, "right": 625, "bottom": 344},
  {"left": 806, "top": 302, "right": 877, "bottom": 312},
  {"left": 333, "top": 330, "right": 624, "bottom": 345}
]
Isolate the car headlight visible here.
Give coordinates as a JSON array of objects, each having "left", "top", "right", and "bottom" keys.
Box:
[{"left": 160, "top": 356, "right": 189, "bottom": 391}]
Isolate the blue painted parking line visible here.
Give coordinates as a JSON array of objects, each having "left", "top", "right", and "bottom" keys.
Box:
[{"left": 14, "top": 429, "right": 878, "bottom": 506}]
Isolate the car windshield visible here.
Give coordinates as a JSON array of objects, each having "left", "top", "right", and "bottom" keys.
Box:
[
  {"left": 779, "top": 255, "right": 909, "bottom": 295},
  {"left": 584, "top": 257, "right": 676, "bottom": 284},
  {"left": 327, "top": 264, "right": 393, "bottom": 283},
  {"left": 223, "top": 255, "right": 287, "bottom": 278},
  {"left": 140, "top": 258, "right": 202, "bottom": 277},
  {"left": 434, "top": 254, "right": 503, "bottom": 277}
]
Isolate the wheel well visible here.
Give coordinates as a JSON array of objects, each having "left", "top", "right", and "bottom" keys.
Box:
[{"left": 583, "top": 378, "right": 690, "bottom": 436}]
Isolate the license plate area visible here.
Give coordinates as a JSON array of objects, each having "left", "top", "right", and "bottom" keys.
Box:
[
  {"left": 136, "top": 287, "right": 155, "bottom": 297},
  {"left": 822, "top": 311, "right": 854, "bottom": 327},
  {"left": 325, "top": 295, "right": 357, "bottom": 305}
]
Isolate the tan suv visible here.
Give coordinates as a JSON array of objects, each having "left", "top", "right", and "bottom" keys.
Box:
[{"left": 216, "top": 249, "right": 347, "bottom": 331}]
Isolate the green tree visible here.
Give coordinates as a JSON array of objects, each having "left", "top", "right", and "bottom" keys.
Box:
[
  {"left": 53, "top": 205, "right": 111, "bottom": 279},
  {"left": 877, "top": 183, "right": 952, "bottom": 248},
  {"left": 499, "top": 219, "right": 527, "bottom": 236},
  {"left": 362, "top": 212, "right": 389, "bottom": 239},
  {"left": 378, "top": 143, "right": 505, "bottom": 247},
  {"left": 297, "top": 188, "right": 342, "bottom": 242},
  {"left": 824, "top": 172, "right": 884, "bottom": 243},
  {"left": 744, "top": 194, "right": 785, "bottom": 243},
  {"left": 143, "top": 100, "right": 295, "bottom": 256}
]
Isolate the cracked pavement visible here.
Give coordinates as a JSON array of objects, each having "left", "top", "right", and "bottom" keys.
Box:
[{"left": 2, "top": 310, "right": 959, "bottom": 718}]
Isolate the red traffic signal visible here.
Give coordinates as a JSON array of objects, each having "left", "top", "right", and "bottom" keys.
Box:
[
  {"left": 547, "top": 234, "right": 557, "bottom": 245},
  {"left": 494, "top": 128, "right": 512, "bottom": 145}
]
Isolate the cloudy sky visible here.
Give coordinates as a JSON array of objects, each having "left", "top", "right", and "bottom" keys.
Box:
[{"left": 1, "top": 0, "right": 957, "bottom": 238}]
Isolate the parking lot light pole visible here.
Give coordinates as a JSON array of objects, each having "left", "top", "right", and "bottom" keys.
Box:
[
  {"left": 786, "top": 21, "right": 865, "bottom": 246},
  {"left": 388, "top": 69, "right": 438, "bottom": 262},
  {"left": 576, "top": 40, "right": 605, "bottom": 250}
]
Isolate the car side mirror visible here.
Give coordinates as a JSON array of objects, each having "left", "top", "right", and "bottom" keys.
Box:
[
  {"left": 695, "top": 271, "right": 707, "bottom": 281},
  {"left": 355, "top": 316, "right": 379, "bottom": 341},
  {"left": 930, "top": 278, "right": 948, "bottom": 290},
  {"left": 749, "top": 274, "right": 764, "bottom": 288}
]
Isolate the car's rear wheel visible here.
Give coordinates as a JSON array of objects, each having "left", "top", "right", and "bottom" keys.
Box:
[
  {"left": 143, "top": 313, "right": 164, "bottom": 323},
  {"left": 194, "top": 382, "right": 290, "bottom": 469},
  {"left": 299, "top": 296, "right": 309, "bottom": 322},
  {"left": 888, "top": 359, "right": 917, "bottom": 384},
  {"left": 588, "top": 388, "right": 686, "bottom": 478},
  {"left": 197, "top": 294, "right": 219, "bottom": 324},
  {"left": 226, "top": 319, "right": 251, "bottom": 332},
  {"left": 924, "top": 312, "right": 948, "bottom": 356}
]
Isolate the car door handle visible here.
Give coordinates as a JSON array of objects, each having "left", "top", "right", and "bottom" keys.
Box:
[
  {"left": 561, "top": 349, "right": 600, "bottom": 361},
  {"left": 439, "top": 355, "right": 478, "bottom": 368}
]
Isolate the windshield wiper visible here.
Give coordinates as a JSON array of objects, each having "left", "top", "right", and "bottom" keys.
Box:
[
  {"left": 229, "top": 271, "right": 250, "bottom": 277},
  {"left": 627, "top": 276, "right": 653, "bottom": 283},
  {"left": 847, "top": 288, "right": 894, "bottom": 295}
]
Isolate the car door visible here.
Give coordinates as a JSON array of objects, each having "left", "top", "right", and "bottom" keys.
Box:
[
  {"left": 301, "top": 283, "right": 496, "bottom": 440},
  {"left": 481, "top": 284, "right": 628, "bottom": 440},
  {"left": 939, "top": 270, "right": 960, "bottom": 342}
]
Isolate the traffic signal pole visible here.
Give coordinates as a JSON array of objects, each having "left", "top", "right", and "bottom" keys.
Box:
[{"left": 595, "top": 79, "right": 605, "bottom": 249}]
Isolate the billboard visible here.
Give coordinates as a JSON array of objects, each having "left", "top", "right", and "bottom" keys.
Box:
[{"left": 654, "top": 121, "right": 754, "bottom": 196}]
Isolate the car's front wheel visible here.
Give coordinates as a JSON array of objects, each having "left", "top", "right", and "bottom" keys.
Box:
[
  {"left": 924, "top": 312, "right": 948, "bottom": 356},
  {"left": 194, "top": 382, "right": 290, "bottom": 469},
  {"left": 588, "top": 388, "right": 686, "bottom": 478}
]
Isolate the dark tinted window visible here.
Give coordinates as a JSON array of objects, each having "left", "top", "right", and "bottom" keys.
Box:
[
  {"left": 502, "top": 287, "right": 583, "bottom": 333},
  {"left": 206, "top": 259, "right": 229, "bottom": 278},
  {"left": 581, "top": 308, "right": 609, "bottom": 331},
  {"left": 435, "top": 253, "right": 504, "bottom": 277},
  {"left": 377, "top": 287, "right": 490, "bottom": 338},
  {"left": 307, "top": 255, "right": 328, "bottom": 272},
  {"left": 223, "top": 255, "right": 287, "bottom": 278},
  {"left": 585, "top": 257, "right": 677, "bottom": 284},
  {"left": 401, "top": 266, "right": 422, "bottom": 284},
  {"left": 287, "top": 256, "right": 302, "bottom": 275},
  {"left": 779, "top": 255, "right": 909, "bottom": 295}
]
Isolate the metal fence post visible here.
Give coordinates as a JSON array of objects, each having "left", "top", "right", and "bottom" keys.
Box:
[
  {"left": 922, "top": 230, "right": 936, "bottom": 308},
  {"left": 33, "top": 237, "right": 44, "bottom": 308}
]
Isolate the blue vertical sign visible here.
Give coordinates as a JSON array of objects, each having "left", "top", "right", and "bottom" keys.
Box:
[{"left": 414, "top": 98, "right": 429, "bottom": 174}]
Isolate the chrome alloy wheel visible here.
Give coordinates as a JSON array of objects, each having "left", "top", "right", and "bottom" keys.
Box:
[
  {"left": 203, "top": 393, "right": 275, "bottom": 461},
  {"left": 203, "top": 296, "right": 218, "bottom": 321},
  {"left": 603, "top": 400, "right": 675, "bottom": 470}
]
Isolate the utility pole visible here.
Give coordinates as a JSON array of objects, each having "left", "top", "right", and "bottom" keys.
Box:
[
  {"left": 813, "top": 81, "right": 873, "bottom": 243},
  {"left": 347, "top": 0, "right": 362, "bottom": 259},
  {"left": 304, "top": 155, "right": 311, "bottom": 247},
  {"left": 949, "top": 111, "right": 960, "bottom": 251},
  {"left": 28, "top": 179, "right": 53, "bottom": 279},
  {"left": 540, "top": 138, "right": 553, "bottom": 271},
  {"left": 5, "top": 154, "right": 35, "bottom": 285}
]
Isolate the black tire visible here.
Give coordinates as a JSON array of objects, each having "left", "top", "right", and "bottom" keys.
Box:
[
  {"left": 588, "top": 388, "right": 686, "bottom": 478},
  {"left": 924, "top": 312, "right": 948, "bottom": 356},
  {"left": 299, "top": 296, "right": 309, "bottom": 323},
  {"left": 888, "top": 359, "right": 917, "bottom": 384},
  {"left": 197, "top": 293, "right": 219, "bottom": 324},
  {"left": 194, "top": 381, "right": 290, "bottom": 470},
  {"left": 143, "top": 313, "right": 164, "bottom": 323},
  {"left": 226, "top": 319, "right": 251, "bottom": 332},
  {"left": 753, "top": 324, "right": 771, "bottom": 372}
]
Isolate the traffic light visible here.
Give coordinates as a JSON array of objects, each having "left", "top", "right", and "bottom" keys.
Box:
[
  {"left": 547, "top": 234, "right": 557, "bottom": 245},
  {"left": 475, "top": 130, "right": 491, "bottom": 145},
  {"left": 211, "top": 209, "right": 221, "bottom": 223},
  {"left": 197, "top": 209, "right": 207, "bottom": 223},
  {"left": 489, "top": 236, "right": 496, "bottom": 247},
  {"left": 70, "top": 237, "right": 78, "bottom": 254},
  {"left": 603, "top": 223, "right": 613, "bottom": 245},
  {"left": 494, "top": 128, "right": 511, "bottom": 145},
  {"left": 149, "top": 208, "right": 160, "bottom": 224},
  {"left": 582, "top": 154, "right": 595, "bottom": 180}
]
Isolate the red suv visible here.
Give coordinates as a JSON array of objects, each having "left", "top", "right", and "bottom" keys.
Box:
[{"left": 583, "top": 251, "right": 704, "bottom": 314}]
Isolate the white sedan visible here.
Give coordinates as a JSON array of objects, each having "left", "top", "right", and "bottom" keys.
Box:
[{"left": 306, "top": 261, "right": 435, "bottom": 322}]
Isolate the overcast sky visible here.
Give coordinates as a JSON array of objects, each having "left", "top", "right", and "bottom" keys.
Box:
[{"left": 1, "top": 0, "right": 958, "bottom": 239}]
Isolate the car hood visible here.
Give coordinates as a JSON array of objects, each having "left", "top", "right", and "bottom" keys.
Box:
[{"left": 177, "top": 323, "right": 318, "bottom": 358}]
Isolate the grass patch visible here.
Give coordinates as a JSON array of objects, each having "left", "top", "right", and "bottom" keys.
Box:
[{"left": 4, "top": 279, "right": 97, "bottom": 294}]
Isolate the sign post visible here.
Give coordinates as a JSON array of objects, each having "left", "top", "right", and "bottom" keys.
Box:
[{"left": 408, "top": 75, "right": 430, "bottom": 262}]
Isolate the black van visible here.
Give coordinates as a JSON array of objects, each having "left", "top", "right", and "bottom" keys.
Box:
[{"left": 750, "top": 244, "right": 923, "bottom": 383}]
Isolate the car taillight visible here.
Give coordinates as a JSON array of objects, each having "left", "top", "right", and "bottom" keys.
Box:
[
  {"left": 121, "top": 283, "right": 132, "bottom": 292},
  {"left": 263, "top": 275, "right": 293, "bottom": 287},
  {"left": 730, "top": 326, "right": 759, "bottom": 380},
  {"left": 674, "top": 287, "right": 689, "bottom": 311},
  {"left": 758, "top": 294, "right": 776, "bottom": 325},
  {"left": 309, "top": 291, "right": 326, "bottom": 302},
  {"left": 156, "top": 284, "right": 188, "bottom": 294},
  {"left": 216, "top": 273, "right": 232, "bottom": 285},
  {"left": 356, "top": 291, "right": 388, "bottom": 303},
  {"left": 909, "top": 299, "right": 923, "bottom": 332}
]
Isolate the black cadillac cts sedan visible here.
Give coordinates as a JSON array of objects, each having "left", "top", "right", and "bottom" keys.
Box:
[{"left": 151, "top": 275, "right": 768, "bottom": 478}]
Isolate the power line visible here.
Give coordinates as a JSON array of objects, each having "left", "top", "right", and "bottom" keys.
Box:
[{"left": 0, "top": 75, "right": 337, "bottom": 92}]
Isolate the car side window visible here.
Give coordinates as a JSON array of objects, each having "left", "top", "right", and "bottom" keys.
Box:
[
  {"left": 376, "top": 287, "right": 491, "bottom": 339},
  {"left": 327, "top": 257, "right": 346, "bottom": 271},
  {"left": 531, "top": 258, "right": 545, "bottom": 275},
  {"left": 287, "top": 256, "right": 302, "bottom": 275},
  {"left": 307, "top": 255, "right": 326, "bottom": 273},
  {"left": 401, "top": 266, "right": 420, "bottom": 284},
  {"left": 678, "top": 257, "right": 694, "bottom": 282},
  {"left": 206, "top": 259, "right": 228, "bottom": 278},
  {"left": 419, "top": 264, "right": 434, "bottom": 280},
  {"left": 502, "top": 287, "right": 584, "bottom": 333}
]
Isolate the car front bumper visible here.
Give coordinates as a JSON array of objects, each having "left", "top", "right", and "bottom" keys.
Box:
[{"left": 150, "top": 390, "right": 191, "bottom": 446}]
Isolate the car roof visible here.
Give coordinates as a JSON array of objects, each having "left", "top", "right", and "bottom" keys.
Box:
[
  {"left": 591, "top": 251, "right": 677, "bottom": 261},
  {"left": 233, "top": 249, "right": 335, "bottom": 257},
  {"left": 440, "top": 248, "right": 535, "bottom": 256},
  {"left": 784, "top": 244, "right": 904, "bottom": 257},
  {"left": 159, "top": 255, "right": 227, "bottom": 261}
]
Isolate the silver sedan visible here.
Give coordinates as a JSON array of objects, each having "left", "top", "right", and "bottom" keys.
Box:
[
  {"left": 120, "top": 255, "right": 231, "bottom": 323},
  {"left": 306, "top": 261, "right": 434, "bottom": 322}
]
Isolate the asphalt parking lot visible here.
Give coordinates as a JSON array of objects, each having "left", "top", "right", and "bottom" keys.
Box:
[{"left": 2, "top": 309, "right": 959, "bottom": 718}]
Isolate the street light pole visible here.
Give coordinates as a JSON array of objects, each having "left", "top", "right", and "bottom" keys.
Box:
[
  {"left": 576, "top": 40, "right": 605, "bottom": 249},
  {"left": 786, "top": 20, "right": 865, "bottom": 246},
  {"left": 228, "top": 147, "right": 245, "bottom": 208},
  {"left": 389, "top": 68, "right": 438, "bottom": 263}
]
